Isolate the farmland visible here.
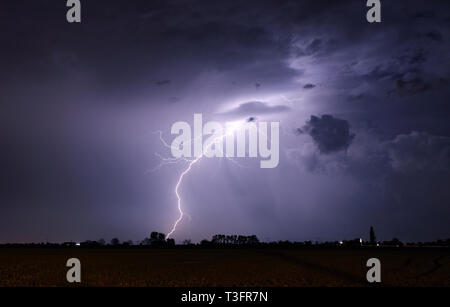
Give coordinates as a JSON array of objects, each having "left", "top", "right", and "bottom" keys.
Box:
[{"left": 0, "top": 248, "right": 448, "bottom": 286}]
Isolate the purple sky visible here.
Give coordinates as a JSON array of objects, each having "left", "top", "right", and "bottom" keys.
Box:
[{"left": 1, "top": 0, "right": 450, "bottom": 243}]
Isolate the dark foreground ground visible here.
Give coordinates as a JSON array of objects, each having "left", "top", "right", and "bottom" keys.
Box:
[{"left": 0, "top": 248, "right": 448, "bottom": 286}]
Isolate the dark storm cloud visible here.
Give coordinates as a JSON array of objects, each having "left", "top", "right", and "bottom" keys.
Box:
[
  {"left": 219, "top": 101, "right": 290, "bottom": 118},
  {"left": 364, "top": 49, "right": 428, "bottom": 83},
  {"left": 424, "top": 30, "right": 443, "bottom": 42},
  {"left": 388, "top": 77, "right": 431, "bottom": 97},
  {"left": 303, "top": 84, "right": 316, "bottom": 89},
  {"left": 300, "top": 115, "right": 355, "bottom": 154},
  {"left": 386, "top": 131, "right": 450, "bottom": 173},
  {"left": 297, "top": 129, "right": 450, "bottom": 177},
  {"left": 156, "top": 80, "right": 171, "bottom": 86}
]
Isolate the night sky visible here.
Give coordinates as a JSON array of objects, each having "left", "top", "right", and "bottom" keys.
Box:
[{"left": 1, "top": 0, "right": 449, "bottom": 243}]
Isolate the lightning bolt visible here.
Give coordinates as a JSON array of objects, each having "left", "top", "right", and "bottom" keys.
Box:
[
  {"left": 155, "top": 122, "right": 246, "bottom": 239},
  {"left": 167, "top": 151, "right": 202, "bottom": 238}
]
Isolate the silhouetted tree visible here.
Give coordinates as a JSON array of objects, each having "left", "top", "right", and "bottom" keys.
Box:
[
  {"left": 157, "top": 233, "right": 166, "bottom": 242},
  {"left": 110, "top": 238, "right": 120, "bottom": 246},
  {"left": 166, "top": 238, "right": 175, "bottom": 246},
  {"left": 370, "top": 226, "right": 376, "bottom": 245},
  {"left": 237, "top": 235, "right": 246, "bottom": 245},
  {"left": 123, "top": 240, "right": 133, "bottom": 246},
  {"left": 383, "top": 237, "right": 403, "bottom": 247},
  {"left": 212, "top": 234, "right": 225, "bottom": 244},
  {"left": 200, "top": 239, "right": 211, "bottom": 247},
  {"left": 80, "top": 240, "right": 101, "bottom": 247},
  {"left": 150, "top": 232, "right": 159, "bottom": 242},
  {"left": 247, "top": 235, "right": 259, "bottom": 245},
  {"left": 148, "top": 232, "right": 167, "bottom": 246},
  {"left": 211, "top": 234, "right": 260, "bottom": 245},
  {"left": 141, "top": 237, "right": 151, "bottom": 245}
]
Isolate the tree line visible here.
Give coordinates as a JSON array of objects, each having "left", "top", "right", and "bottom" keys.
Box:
[{"left": 1, "top": 231, "right": 449, "bottom": 248}]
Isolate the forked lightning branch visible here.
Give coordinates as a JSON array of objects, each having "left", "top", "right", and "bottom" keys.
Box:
[{"left": 155, "top": 114, "right": 280, "bottom": 238}]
